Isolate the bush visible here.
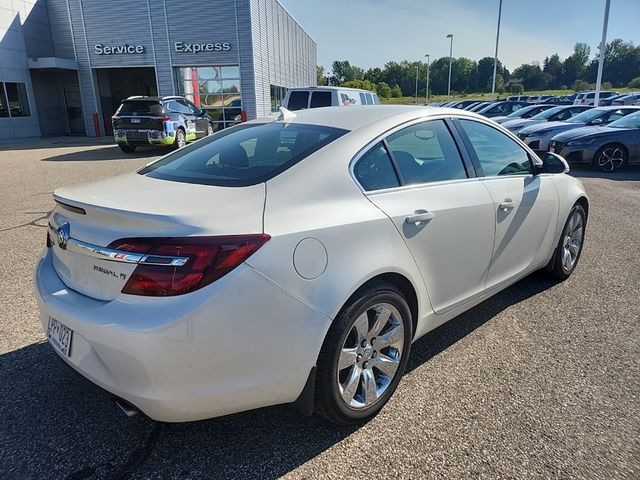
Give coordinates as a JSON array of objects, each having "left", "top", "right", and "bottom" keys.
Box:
[
  {"left": 629, "top": 77, "right": 640, "bottom": 88},
  {"left": 602, "top": 82, "right": 613, "bottom": 90},
  {"left": 391, "top": 84, "right": 403, "bottom": 98},
  {"left": 508, "top": 83, "right": 524, "bottom": 94},
  {"left": 376, "top": 82, "right": 392, "bottom": 98},
  {"left": 572, "top": 80, "right": 592, "bottom": 92}
]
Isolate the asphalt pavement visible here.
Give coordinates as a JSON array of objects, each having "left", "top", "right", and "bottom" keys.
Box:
[{"left": 0, "top": 139, "right": 638, "bottom": 479}]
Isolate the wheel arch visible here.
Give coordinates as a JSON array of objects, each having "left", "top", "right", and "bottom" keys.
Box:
[{"left": 337, "top": 271, "right": 420, "bottom": 340}]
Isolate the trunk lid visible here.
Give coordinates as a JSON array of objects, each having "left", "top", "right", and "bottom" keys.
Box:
[{"left": 49, "top": 173, "right": 265, "bottom": 301}]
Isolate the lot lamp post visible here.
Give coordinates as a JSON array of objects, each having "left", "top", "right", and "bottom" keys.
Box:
[
  {"left": 447, "top": 34, "right": 454, "bottom": 98},
  {"left": 415, "top": 66, "right": 419, "bottom": 104},
  {"left": 491, "top": 0, "right": 503, "bottom": 97},
  {"left": 425, "top": 54, "right": 430, "bottom": 103}
]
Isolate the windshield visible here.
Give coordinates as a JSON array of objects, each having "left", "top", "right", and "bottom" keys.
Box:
[
  {"left": 566, "top": 109, "right": 605, "bottom": 123},
  {"left": 139, "top": 122, "right": 348, "bottom": 186},
  {"left": 117, "top": 101, "right": 163, "bottom": 116},
  {"left": 530, "top": 106, "right": 565, "bottom": 120},
  {"left": 507, "top": 105, "right": 537, "bottom": 118},
  {"left": 608, "top": 111, "right": 640, "bottom": 129}
]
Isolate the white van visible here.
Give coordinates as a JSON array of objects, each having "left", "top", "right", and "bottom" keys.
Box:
[{"left": 283, "top": 86, "right": 381, "bottom": 111}]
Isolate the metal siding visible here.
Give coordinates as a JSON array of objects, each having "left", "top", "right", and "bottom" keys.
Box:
[{"left": 46, "top": 0, "right": 78, "bottom": 58}]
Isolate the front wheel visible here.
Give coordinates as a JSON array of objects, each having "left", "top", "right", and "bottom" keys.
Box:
[
  {"left": 544, "top": 204, "right": 586, "bottom": 280},
  {"left": 315, "top": 283, "right": 413, "bottom": 425},
  {"left": 593, "top": 144, "right": 627, "bottom": 172}
]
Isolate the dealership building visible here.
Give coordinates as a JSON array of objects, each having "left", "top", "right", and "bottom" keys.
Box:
[{"left": 0, "top": 0, "right": 316, "bottom": 139}]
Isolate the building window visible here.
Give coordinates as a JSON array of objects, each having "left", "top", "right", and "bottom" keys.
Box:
[
  {"left": 270, "top": 85, "right": 286, "bottom": 112},
  {"left": 175, "top": 66, "right": 240, "bottom": 130},
  {"left": 0, "top": 82, "right": 30, "bottom": 117}
]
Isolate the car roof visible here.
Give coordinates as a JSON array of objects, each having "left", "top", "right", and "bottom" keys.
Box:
[
  {"left": 124, "top": 95, "right": 184, "bottom": 102},
  {"left": 255, "top": 105, "right": 484, "bottom": 131},
  {"left": 287, "top": 86, "right": 377, "bottom": 93}
]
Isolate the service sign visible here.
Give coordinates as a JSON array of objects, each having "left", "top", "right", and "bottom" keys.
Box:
[{"left": 95, "top": 44, "right": 145, "bottom": 55}]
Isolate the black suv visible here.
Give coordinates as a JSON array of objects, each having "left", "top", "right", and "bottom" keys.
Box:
[{"left": 112, "top": 96, "right": 213, "bottom": 153}]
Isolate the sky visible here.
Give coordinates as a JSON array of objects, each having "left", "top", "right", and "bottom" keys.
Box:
[{"left": 279, "top": 0, "right": 640, "bottom": 72}]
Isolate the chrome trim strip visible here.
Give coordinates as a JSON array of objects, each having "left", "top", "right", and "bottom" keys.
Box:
[{"left": 48, "top": 225, "right": 188, "bottom": 267}]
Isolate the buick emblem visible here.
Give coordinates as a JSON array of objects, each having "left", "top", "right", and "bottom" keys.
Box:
[{"left": 57, "top": 222, "right": 70, "bottom": 250}]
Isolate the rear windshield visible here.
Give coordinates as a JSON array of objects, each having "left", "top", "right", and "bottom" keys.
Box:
[
  {"left": 287, "top": 91, "right": 310, "bottom": 110},
  {"left": 117, "top": 101, "right": 163, "bottom": 116},
  {"left": 139, "top": 122, "right": 348, "bottom": 186}
]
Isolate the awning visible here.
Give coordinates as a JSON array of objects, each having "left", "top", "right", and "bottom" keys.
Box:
[{"left": 28, "top": 57, "right": 79, "bottom": 71}]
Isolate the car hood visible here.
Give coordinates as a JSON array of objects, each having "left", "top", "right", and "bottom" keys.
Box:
[
  {"left": 551, "top": 125, "right": 625, "bottom": 143},
  {"left": 520, "top": 121, "right": 584, "bottom": 135},
  {"left": 501, "top": 118, "right": 542, "bottom": 129},
  {"left": 491, "top": 115, "right": 511, "bottom": 123}
]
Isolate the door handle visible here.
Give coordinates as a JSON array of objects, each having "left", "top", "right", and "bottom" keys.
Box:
[
  {"left": 498, "top": 199, "right": 517, "bottom": 211},
  {"left": 405, "top": 211, "right": 435, "bottom": 224}
]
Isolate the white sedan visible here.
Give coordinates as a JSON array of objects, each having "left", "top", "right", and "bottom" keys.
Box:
[{"left": 35, "top": 106, "right": 588, "bottom": 425}]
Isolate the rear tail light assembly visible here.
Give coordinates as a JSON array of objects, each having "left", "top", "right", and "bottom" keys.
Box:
[{"left": 107, "top": 235, "right": 270, "bottom": 296}]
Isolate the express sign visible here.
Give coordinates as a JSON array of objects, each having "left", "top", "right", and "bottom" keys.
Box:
[
  {"left": 174, "top": 42, "right": 231, "bottom": 53},
  {"left": 95, "top": 44, "right": 144, "bottom": 55}
]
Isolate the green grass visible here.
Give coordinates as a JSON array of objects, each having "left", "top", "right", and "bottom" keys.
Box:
[{"left": 382, "top": 88, "right": 637, "bottom": 105}]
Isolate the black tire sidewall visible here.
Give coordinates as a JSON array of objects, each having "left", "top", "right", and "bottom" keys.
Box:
[
  {"left": 175, "top": 129, "right": 185, "bottom": 148},
  {"left": 316, "top": 285, "right": 413, "bottom": 424},
  {"left": 553, "top": 204, "right": 586, "bottom": 278}
]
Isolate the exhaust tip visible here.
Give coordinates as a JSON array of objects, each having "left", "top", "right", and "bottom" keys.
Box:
[{"left": 113, "top": 397, "right": 140, "bottom": 417}]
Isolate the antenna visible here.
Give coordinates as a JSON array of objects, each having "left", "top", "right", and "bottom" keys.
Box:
[{"left": 277, "top": 107, "right": 297, "bottom": 122}]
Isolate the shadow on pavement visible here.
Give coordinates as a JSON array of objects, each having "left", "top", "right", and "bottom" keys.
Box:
[
  {"left": 41, "top": 146, "right": 162, "bottom": 162},
  {"left": 570, "top": 165, "right": 640, "bottom": 182},
  {"left": 0, "top": 275, "right": 557, "bottom": 480}
]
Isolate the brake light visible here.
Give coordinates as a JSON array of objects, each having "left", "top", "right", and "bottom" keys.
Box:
[
  {"left": 107, "top": 235, "right": 270, "bottom": 296},
  {"left": 162, "top": 114, "right": 170, "bottom": 121}
]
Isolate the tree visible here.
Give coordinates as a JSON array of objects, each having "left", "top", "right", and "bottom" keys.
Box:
[
  {"left": 511, "top": 63, "right": 549, "bottom": 90},
  {"left": 330, "top": 60, "right": 364, "bottom": 85},
  {"left": 562, "top": 43, "right": 591, "bottom": 87},
  {"left": 508, "top": 83, "right": 524, "bottom": 94},
  {"left": 376, "top": 81, "right": 392, "bottom": 98},
  {"left": 316, "top": 66, "right": 327, "bottom": 86},
  {"left": 543, "top": 54, "right": 563, "bottom": 89},
  {"left": 390, "top": 84, "right": 403, "bottom": 98},
  {"left": 364, "top": 67, "right": 383, "bottom": 84},
  {"left": 477, "top": 56, "right": 507, "bottom": 92},
  {"left": 341, "top": 79, "right": 377, "bottom": 91}
]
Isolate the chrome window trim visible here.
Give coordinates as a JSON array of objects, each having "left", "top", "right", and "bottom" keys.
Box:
[
  {"left": 48, "top": 224, "right": 189, "bottom": 267},
  {"left": 349, "top": 113, "right": 496, "bottom": 194}
]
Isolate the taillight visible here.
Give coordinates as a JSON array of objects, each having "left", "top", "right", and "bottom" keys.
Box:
[
  {"left": 107, "top": 235, "right": 270, "bottom": 296},
  {"left": 162, "top": 114, "right": 170, "bottom": 121}
]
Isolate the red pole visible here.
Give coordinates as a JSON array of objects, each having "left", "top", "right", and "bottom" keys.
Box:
[{"left": 92, "top": 112, "right": 101, "bottom": 137}]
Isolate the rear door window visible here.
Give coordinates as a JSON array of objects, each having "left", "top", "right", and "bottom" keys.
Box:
[
  {"left": 287, "top": 91, "right": 309, "bottom": 110},
  {"left": 365, "top": 93, "right": 373, "bottom": 105},
  {"left": 139, "top": 123, "right": 348, "bottom": 186},
  {"left": 386, "top": 120, "right": 468, "bottom": 185},
  {"left": 310, "top": 91, "right": 332, "bottom": 108}
]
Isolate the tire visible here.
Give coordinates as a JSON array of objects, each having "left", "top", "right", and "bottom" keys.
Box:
[
  {"left": 544, "top": 204, "right": 587, "bottom": 280},
  {"left": 207, "top": 123, "right": 214, "bottom": 136},
  {"left": 118, "top": 144, "right": 136, "bottom": 153},
  {"left": 315, "top": 282, "right": 413, "bottom": 425},
  {"left": 593, "top": 143, "right": 627, "bottom": 172},
  {"left": 174, "top": 128, "right": 186, "bottom": 149}
]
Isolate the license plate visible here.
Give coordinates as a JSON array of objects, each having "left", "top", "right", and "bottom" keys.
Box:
[
  {"left": 47, "top": 316, "right": 73, "bottom": 357},
  {"left": 131, "top": 118, "right": 141, "bottom": 124}
]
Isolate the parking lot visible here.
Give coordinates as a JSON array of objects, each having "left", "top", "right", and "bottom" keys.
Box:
[{"left": 0, "top": 139, "right": 638, "bottom": 479}]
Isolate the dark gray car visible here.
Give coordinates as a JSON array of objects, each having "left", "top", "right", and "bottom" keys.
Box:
[
  {"left": 549, "top": 111, "right": 640, "bottom": 172},
  {"left": 516, "top": 106, "right": 639, "bottom": 153}
]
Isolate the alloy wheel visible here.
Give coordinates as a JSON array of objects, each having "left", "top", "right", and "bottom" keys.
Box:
[
  {"left": 561, "top": 211, "right": 584, "bottom": 272},
  {"left": 337, "top": 303, "right": 404, "bottom": 409},
  {"left": 597, "top": 146, "right": 625, "bottom": 172}
]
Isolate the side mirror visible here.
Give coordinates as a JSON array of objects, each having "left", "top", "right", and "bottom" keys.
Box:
[
  {"left": 589, "top": 118, "right": 603, "bottom": 125},
  {"left": 536, "top": 152, "right": 570, "bottom": 174}
]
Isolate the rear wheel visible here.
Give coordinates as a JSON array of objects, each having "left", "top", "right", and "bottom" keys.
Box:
[
  {"left": 174, "top": 128, "right": 186, "bottom": 149},
  {"left": 593, "top": 144, "right": 627, "bottom": 172},
  {"left": 315, "top": 283, "right": 412, "bottom": 425},
  {"left": 544, "top": 204, "right": 586, "bottom": 280},
  {"left": 118, "top": 144, "right": 136, "bottom": 153}
]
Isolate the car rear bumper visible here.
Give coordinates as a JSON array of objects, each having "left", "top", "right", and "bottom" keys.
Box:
[
  {"left": 114, "top": 129, "right": 175, "bottom": 146},
  {"left": 34, "top": 248, "right": 331, "bottom": 422}
]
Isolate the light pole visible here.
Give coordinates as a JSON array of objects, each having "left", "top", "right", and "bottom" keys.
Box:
[
  {"left": 414, "top": 65, "right": 419, "bottom": 104},
  {"left": 491, "top": 0, "right": 503, "bottom": 97},
  {"left": 447, "top": 34, "right": 454, "bottom": 98},
  {"left": 425, "top": 54, "right": 430, "bottom": 103},
  {"left": 594, "top": 0, "right": 611, "bottom": 106}
]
